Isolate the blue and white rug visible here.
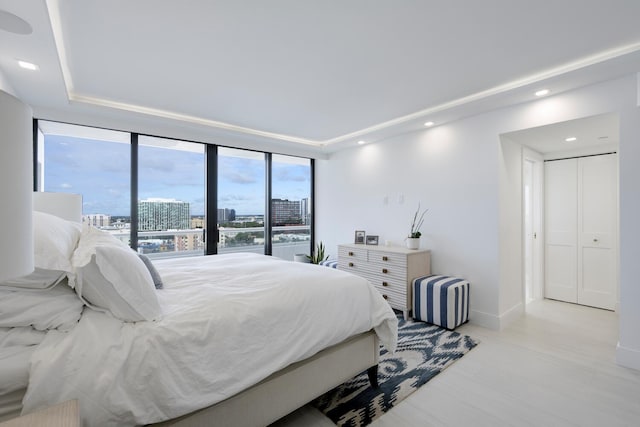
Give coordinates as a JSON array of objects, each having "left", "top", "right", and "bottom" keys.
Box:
[{"left": 312, "top": 315, "right": 478, "bottom": 426}]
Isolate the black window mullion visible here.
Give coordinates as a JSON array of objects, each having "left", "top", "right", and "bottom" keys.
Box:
[
  {"left": 130, "top": 133, "right": 139, "bottom": 250},
  {"left": 205, "top": 144, "right": 218, "bottom": 255},
  {"left": 310, "top": 158, "right": 315, "bottom": 256},
  {"left": 265, "top": 153, "right": 272, "bottom": 255},
  {"left": 32, "top": 119, "right": 39, "bottom": 191}
]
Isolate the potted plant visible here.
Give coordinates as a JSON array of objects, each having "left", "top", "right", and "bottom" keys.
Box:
[
  {"left": 293, "top": 253, "right": 310, "bottom": 263},
  {"left": 406, "top": 204, "right": 428, "bottom": 249},
  {"left": 307, "top": 241, "right": 330, "bottom": 264}
]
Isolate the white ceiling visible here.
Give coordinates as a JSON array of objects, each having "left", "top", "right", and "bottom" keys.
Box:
[
  {"left": 503, "top": 112, "right": 619, "bottom": 157},
  {"left": 2, "top": 0, "right": 640, "bottom": 154}
]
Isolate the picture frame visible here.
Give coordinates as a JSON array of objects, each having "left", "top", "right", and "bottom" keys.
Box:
[
  {"left": 354, "top": 230, "right": 365, "bottom": 244},
  {"left": 366, "top": 235, "right": 379, "bottom": 245}
]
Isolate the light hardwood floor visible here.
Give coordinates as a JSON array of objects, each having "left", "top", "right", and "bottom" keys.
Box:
[{"left": 272, "top": 299, "right": 640, "bottom": 426}]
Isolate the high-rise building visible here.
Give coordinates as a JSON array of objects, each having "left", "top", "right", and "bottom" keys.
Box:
[
  {"left": 271, "top": 199, "right": 301, "bottom": 226},
  {"left": 217, "top": 208, "right": 236, "bottom": 223},
  {"left": 300, "top": 198, "right": 310, "bottom": 225},
  {"left": 83, "top": 214, "right": 111, "bottom": 228},
  {"left": 138, "top": 198, "right": 190, "bottom": 231}
]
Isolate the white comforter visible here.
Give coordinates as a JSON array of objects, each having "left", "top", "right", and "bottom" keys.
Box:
[{"left": 22, "top": 253, "right": 397, "bottom": 426}]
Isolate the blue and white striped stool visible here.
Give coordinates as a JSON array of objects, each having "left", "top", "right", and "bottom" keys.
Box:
[
  {"left": 319, "top": 259, "right": 338, "bottom": 268},
  {"left": 412, "top": 275, "right": 470, "bottom": 330}
]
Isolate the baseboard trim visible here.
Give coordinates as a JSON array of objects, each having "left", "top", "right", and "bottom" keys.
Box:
[
  {"left": 616, "top": 343, "right": 640, "bottom": 371},
  {"left": 499, "top": 302, "right": 524, "bottom": 330},
  {"left": 469, "top": 310, "right": 500, "bottom": 330},
  {"left": 470, "top": 303, "right": 524, "bottom": 331}
]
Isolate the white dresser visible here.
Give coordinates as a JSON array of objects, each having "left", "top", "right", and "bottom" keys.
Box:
[{"left": 338, "top": 244, "right": 431, "bottom": 319}]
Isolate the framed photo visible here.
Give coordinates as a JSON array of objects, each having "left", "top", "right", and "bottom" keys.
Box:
[
  {"left": 354, "top": 230, "right": 365, "bottom": 244},
  {"left": 366, "top": 235, "right": 379, "bottom": 245}
]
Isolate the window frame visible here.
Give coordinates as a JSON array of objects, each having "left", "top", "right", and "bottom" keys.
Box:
[{"left": 33, "top": 118, "right": 314, "bottom": 259}]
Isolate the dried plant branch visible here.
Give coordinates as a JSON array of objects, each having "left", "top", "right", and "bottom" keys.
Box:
[{"left": 409, "top": 203, "right": 428, "bottom": 238}]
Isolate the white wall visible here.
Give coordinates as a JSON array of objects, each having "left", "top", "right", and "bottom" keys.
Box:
[
  {"left": 498, "top": 137, "right": 524, "bottom": 326},
  {"left": 616, "top": 73, "right": 640, "bottom": 370},
  {"left": 316, "top": 73, "right": 640, "bottom": 370},
  {"left": 0, "top": 69, "right": 17, "bottom": 96},
  {"left": 316, "top": 117, "right": 501, "bottom": 325}
]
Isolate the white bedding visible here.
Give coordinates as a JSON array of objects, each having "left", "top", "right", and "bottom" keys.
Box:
[
  {"left": 0, "top": 328, "right": 47, "bottom": 396},
  {"left": 0, "top": 283, "right": 81, "bottom": 398},
  {"left": 0, "top": 282, "right": 83, "bottom": 331},
  {"left": 22, "top": 253, "right": 397, "bottom": 426}
]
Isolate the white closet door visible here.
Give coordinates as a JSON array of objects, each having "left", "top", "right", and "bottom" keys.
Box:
[
  {"left": 577, "top": 154, "right": 617, "bottom": 310},
  {"left": 545, "top": 159, "right": 578, "bottom": 303}
]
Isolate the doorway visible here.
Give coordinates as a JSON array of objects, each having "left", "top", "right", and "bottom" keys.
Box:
[{"left": 504, "top": 113, "right": 620, "bottom": 311}]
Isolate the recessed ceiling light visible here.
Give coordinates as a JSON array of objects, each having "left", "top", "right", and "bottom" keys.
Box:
[
  {"left": 565, "top": 137, "right": 577, "bottom": 142},
  {"left": 424, "top": 121, "right": 434, "bottom": 127},
  {"left": 357, "top": 140, "right": 366, "bottom": 145},
  {"left": 17, "top": 60, "right": 39, "bottom": 71},
  {"left": 535, "top": 89, "right": 550, "bottom": 97}
]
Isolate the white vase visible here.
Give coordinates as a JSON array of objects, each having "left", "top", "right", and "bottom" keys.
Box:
[
  {"left": 406, "top": 237, "right": 420, "bottom": 250},
  {"left": 294, "top": 254, "right": 310, "bottom": 263}
]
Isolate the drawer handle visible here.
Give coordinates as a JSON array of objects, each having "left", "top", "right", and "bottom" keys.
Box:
[
  {"left": 382, "top": 268, "right": 388, "bottom": 274},
  {"left": 382, "top": 256, "right": 389, "bottom": 261},
  {"left": 382, "top": 294, "right": 388, "bottom": 300},
  {"left": 348, "top": 251, "right": 354, "bottom": 256},
  {"left": 349, "top": 262, "right": 354, "bottom": 267},
  {"left": 382, "top": 281, "right": 389, "bottom": 287}
]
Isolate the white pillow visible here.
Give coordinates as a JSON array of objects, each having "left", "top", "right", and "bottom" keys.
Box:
[
  {"left": 71, "top": 224, "right": 129, "bottom": 270},
  {"left": 33, "top": 211, "right": 82, "bottom": 272},
  {"left": 72, "top": 228, "right": 161, "bottom": 322}
]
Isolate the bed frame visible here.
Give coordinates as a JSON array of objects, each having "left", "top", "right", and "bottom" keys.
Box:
[
  {"left": 31, "top": 193, "right": 381, "bottom": 427},
  {"left": 152, "top": 331, "right": 379, "bottom": 427}
]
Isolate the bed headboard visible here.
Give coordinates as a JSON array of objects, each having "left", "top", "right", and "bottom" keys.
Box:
[{"left": 33, "top": 192, "right": 83, "bottom": 223}]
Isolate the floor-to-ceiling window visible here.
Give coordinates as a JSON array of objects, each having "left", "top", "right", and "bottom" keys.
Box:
[
  {"left": 217, "top": 147, "right": 266, "bottom": 255},
  {"left": 271, "top": 154, "right": 312, "bottom": 260},
  {"left": 137, "top": 136, "right": 206, "bottom": 259},
  {"left": 36, "top": 121, "right": 131, "bottom": 245},
  {"left": 35, "top": 119, "right": 313, "bottom": 259}
]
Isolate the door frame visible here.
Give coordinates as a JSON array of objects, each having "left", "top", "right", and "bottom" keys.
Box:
[{"left": 522, "top": 147, "right": 544, "bottom": 306}]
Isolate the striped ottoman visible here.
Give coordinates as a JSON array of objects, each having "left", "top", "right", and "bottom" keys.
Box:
[
  {"left": 412, "top": 275, "right": 470, "bottom": 330},
  {"left": 319, "top": 259, "right": 338, "bottom": 268}
]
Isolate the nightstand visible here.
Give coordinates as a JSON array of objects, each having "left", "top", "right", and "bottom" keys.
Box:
[
  {"left": 0, "top": 400, "right": 79, "bottom": 427},
  {"left": 338, "top": 243, "right": 431, "bottom": 319}
]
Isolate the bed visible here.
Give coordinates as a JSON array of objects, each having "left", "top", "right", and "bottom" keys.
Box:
[{"left": 0, "top": 196, "right": 398, "bottom": 426}]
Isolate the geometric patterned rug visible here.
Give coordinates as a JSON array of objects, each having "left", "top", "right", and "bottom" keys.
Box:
[{"left": 311, "top": 314, "right": 479, "bottom": 426}]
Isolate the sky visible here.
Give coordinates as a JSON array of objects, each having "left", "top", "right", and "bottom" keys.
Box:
[{"left": 43, "top": 135, "right": 311, "bottom": 216}]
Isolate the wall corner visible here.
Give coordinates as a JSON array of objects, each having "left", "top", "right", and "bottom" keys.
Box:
[{"left": 616, "top": 342, "right": 640, "bottom": 371}]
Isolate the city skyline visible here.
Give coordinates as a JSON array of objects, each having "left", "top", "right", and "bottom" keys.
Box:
[{"left": 42, "top": 134, "right": 311, "bottom": 217}]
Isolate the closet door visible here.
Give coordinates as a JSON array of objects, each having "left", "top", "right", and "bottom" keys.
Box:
[
  {"left": 577, "top": 154, "right": 617, "bottom": 310},
  {"left": 544, "top": 159, "right": 578, "bottom": 303}
]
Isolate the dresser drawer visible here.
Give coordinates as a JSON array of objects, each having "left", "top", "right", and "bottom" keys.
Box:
[
  {"left": 368, "top": 251, "right": 407, "bottom": 279},
  {"left": 337, "top": 246, "right": 368, "bottom": 272},
  {"left": 375, "top": 291, "right": 405, "bottom": 312},
  {"left": 367, "top": 251, "right": 407, "bottom": 266},
  {"left": 361, "top": 273, "right": 406, "bottom": 295},
  {"left": 338, "top": 246, "right": 367, "bottom": 261},
  {"left": 366, "top": 262, "right": 406, "bottom": 281}
]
